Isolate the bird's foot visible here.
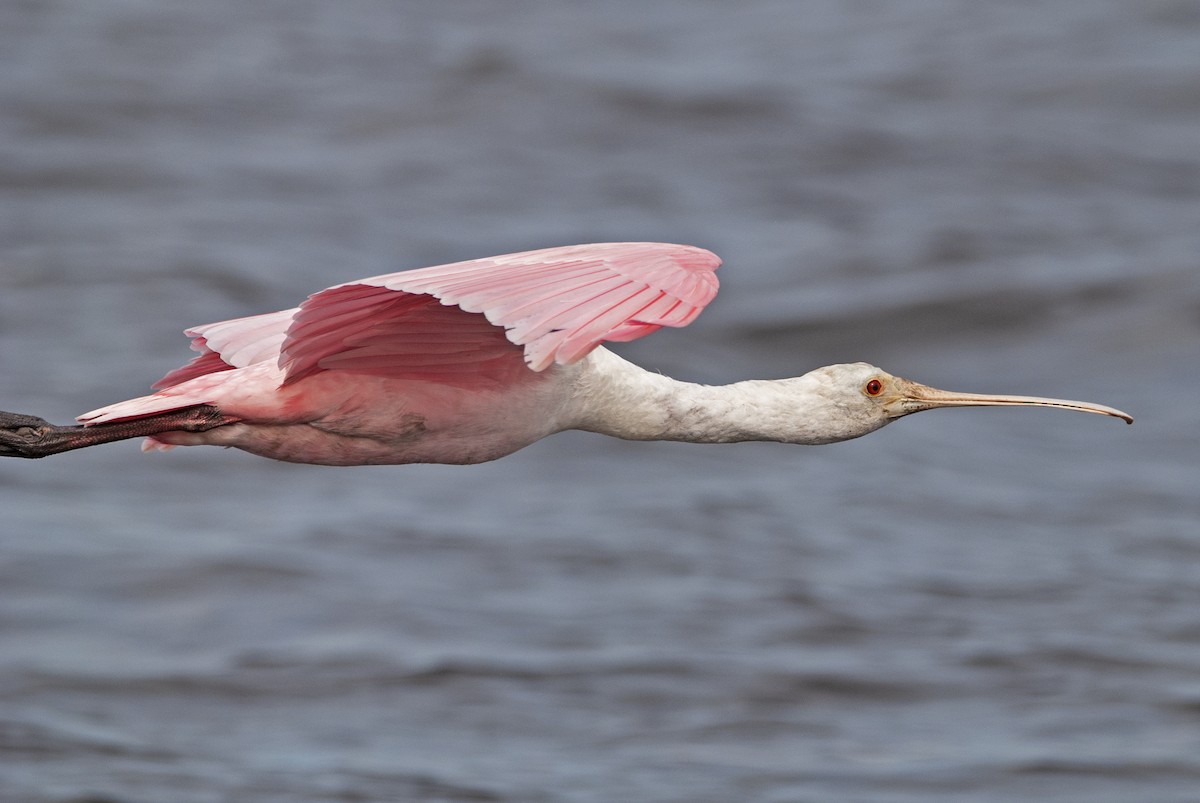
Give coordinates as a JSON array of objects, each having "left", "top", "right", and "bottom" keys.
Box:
[
  {"left": 0, "top": 411, "right": 79, "bottom": 459},
  {"left": 1, "top": 404, "right": 238, "bottom": 459}
]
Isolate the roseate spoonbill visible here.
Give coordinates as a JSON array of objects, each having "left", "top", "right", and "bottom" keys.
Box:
[{"left": 0, "top": 243, "right": 1131, "bottom": 464}]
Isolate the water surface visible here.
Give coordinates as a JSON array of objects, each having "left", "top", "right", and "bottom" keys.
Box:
[{"left": 1, "top": 2, "right": 1198, "bottom": 801}]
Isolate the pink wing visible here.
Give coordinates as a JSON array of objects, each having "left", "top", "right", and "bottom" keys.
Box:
[
  {"left": 279, "top": 242, "right": 720, "bottom": 383},
  {"left": 152, "top": 308, "right": 297, "bottom": 389},
  {"left": 151, "top": 242, "right": 720, "bottom": 390}
]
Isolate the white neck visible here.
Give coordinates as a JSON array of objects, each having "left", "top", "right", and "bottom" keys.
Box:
[{"left": 562, "top": 348, "right": 875, "bottom": 446}]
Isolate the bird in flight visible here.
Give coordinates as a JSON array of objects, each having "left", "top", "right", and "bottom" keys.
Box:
[{"left": 0, "top": 243, "right": 1131, "bottom": 465}]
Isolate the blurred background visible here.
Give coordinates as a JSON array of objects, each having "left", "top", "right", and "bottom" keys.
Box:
[{"left": 1, "top": 2, "right": 1197, "bottom": 801}]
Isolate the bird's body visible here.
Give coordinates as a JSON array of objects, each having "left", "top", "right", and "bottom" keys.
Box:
[{"left": 0, "top": 243, "right": 1131, "bottom": 463}]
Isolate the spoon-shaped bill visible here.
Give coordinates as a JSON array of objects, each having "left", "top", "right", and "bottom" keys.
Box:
[{"left": 896, "top": 381, "right": 1133, "bottom": 423}]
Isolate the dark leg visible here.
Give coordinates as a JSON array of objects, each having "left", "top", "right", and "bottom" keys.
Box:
[{"left": 0, "top": 405, "right": 237, "bottom": 459}]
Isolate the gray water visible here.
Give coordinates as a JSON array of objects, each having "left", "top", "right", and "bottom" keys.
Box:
[{"left": 1, "top": 2, "right": 1198, "bottom": 801}]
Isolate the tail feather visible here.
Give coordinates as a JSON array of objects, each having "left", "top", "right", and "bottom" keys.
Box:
[{"left": 79, "top": 391, "right": 217, "bottom": 425}]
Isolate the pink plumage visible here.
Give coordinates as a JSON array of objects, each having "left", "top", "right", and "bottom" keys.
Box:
[
  {"left": 283, "top": 241, "right": 719, "bottom": 377},
  {"left": 149, "top": 242, "right": 718, "bottom": 394},
  {"left": 75, "top": 242, "right": 723, "bottom": 463}
]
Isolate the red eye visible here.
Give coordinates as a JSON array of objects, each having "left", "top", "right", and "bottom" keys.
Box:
[{"left": 865, "top": 378, "right": 884, "bottom": 396}]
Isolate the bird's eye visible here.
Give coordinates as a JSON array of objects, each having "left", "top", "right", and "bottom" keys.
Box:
[{"left": 864, "top": 378, "right": 884, "bottom": 396}]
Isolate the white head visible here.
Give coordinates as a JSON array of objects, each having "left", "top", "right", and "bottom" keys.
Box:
[{"left": 797, "top": 362, "right": 1133, "bottom": 444}]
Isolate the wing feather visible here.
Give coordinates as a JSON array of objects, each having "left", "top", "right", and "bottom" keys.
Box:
[
  {"left": 314, "top": 242, "right": 721, "bottom": 374},
  {"left": 153, "top": 243, "right": 721, "bottom": 390},
  {"left": 152, "top": 308, "right": 296, "bottom": 390}
]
